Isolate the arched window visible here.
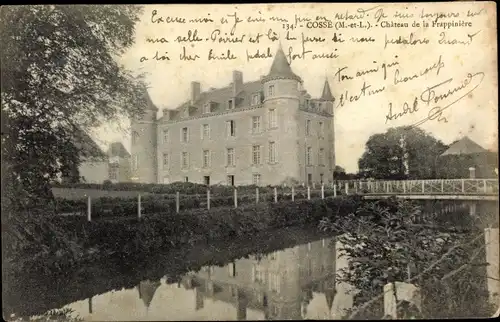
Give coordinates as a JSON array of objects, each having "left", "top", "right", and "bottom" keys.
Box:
[{"left": 132, "top": 131, "right": 139, "bottom": 145}]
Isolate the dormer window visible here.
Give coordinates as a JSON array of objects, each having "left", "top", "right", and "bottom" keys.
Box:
[
  {"left": 203, "top": 103, "right": 211, "bottom": 114},
  {"left": 183, "top": 108, "right": 189, "bottom": 118},
  {"left": 305, "top": 99, "right": 310, "bottom": 108},
  {"left": 228, "top": 99, "right": 234, "bottom": 110},
  {"left": 310, "top": 102, "right": 316, "bottom": 109},
  {"left": 252, "top": 93, "right": 260, "bottom": 106}
]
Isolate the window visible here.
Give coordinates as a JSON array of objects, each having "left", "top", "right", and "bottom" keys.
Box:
[
  {"left": 163, "top": 176, "right": 170, "bottom": 184},
  {"left": 109, "top": 165, "right": 118, "bottom": 181},
  {"left": 320, "top": 173, "right": 324, "bottom": 184},
  {"left": 227, "top": 175, "right": 235, "bottom": 186},
  {"left": 252, "top": 265, "right": 265, "bottom": 283},
  {"left": 185, "top": 176, "right": 189, "bottom": 182},
  {"left": 268, "top": 141, "right": 277, "bottom": 163},
  {"left": 228, "top": 262, "right": 236, "bottom": 277},
  {"left": 268, "top": 109, "right": 277, "bottom": 129},
  {"left": 226, "top": 120, "right": 236, "bottom": 137},
  {"left": 269, "top": 272, "right": 280, "bottom": 292},
  {"left": 183, "top": 108, "right": 189, "bottom": 118},
  {"left": 204, "top": 176, "right": 210, "bottom": 185},
  {"left": 253, "top": 174, "right": 261, "bottom": 185},
  {"left": 268, "top": 85, "right": 275, "bottom": 97},
  {"left": 306, "top": 147, "right": 312, "bottom": 165},
  {"left": 305, "top": 99, "right": 310, "bottom": 108},
  {"left": 132, "top": 131, "right": 139, "bottom": 145},
  {"left": 202, "top": 124, "right": 210, "bottom": 139},
  {"left": 203, "top": 103, "right": 211, "bottom": 114},
  {"left": 162, "top": 153, "right": 169, "bottom": 169},
  {"left": 181, "top": 152, "right": 189, "bottom": 169},
  {"left": 307, "top": 173, "right": 312, "bottom": 185},
  {"left": 252, "top": 145, "right": 261, "bottom": 165},
  {"left": 203, "top": 150, "right": 210, "bottom": 168},
  {"left": 132, "top": 154, "right": 139, "bottom": 171},
  {"left": 252, "top": 93, "right": 260, "bottom": 106},
  {"left": 162, "top": 129, "right": 169, "bottom": 144},
  {"left": 319, "top": 148, "right": 325, "bottom": 166},
  {"left": 181, "top": 127, "right": 189, "bottom": 142},
  {"left": 306, "top": 120, "right": 311, "bottom": 136},
  {"left": 319, "top": 122, "right": 324, "bottom": 138},
  {"left": 226, "top": 148, "right": 235, "bottom": 166},
  {"left": 228, "top": 99, "right": 234, "bottom": 109},
  {"left": 310, "top": 102, "right": 316, "bottom": 109},
  {"left": 252, "top": 116, "right": 261, "bottom": 134}
]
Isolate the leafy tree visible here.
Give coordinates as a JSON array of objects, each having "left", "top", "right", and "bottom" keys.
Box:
[
  {"left": 358, "top": 126, "right": 447, "bottom": 179},
  {"left": 319, "top": 199, "right": 492, "bottom": 319},
  {"left": 1, "top": 5, "right": 147, "bottom": 212}
]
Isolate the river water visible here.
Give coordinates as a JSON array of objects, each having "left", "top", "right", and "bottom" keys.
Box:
[{"left": 4, "top": 200, "right": 498, "bottom": 321}]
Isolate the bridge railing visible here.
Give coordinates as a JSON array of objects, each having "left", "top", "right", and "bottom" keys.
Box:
[{"left": 334, "top": 179, "right": 499, "bottom": 195}]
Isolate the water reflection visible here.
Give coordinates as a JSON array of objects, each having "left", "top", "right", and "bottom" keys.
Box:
[{"left": 61, "top": 237, "right": 352, "bottom": 321}]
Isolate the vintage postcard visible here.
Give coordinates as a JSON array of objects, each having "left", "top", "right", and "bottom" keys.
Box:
[{"left": 1, "top": 2, "right": 498, "bottom": 321}]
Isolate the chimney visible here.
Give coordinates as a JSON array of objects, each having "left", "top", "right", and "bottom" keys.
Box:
[
  {"left": 162, "top": 108, "right": 170, "bottom": 120},
  {"left": 232, "top": 70, "right": 243, "bottom": 97},
  {"left": 191, "top": 81, "right": 201, "bottom": 104}
]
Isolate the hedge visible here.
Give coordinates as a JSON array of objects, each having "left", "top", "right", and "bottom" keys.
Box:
[{"left": 4, "top": 196, "right": 363, "bottom": 275}]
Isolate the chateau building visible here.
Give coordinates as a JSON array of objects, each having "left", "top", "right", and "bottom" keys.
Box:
[{"left": 130, "top": 46, "right": 335, "bottom": 186}]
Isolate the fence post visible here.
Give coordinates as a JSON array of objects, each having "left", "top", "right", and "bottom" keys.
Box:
[
  {"left": 176, "top": 191, "right": 180, "bottom": 213},
  {"left": 307, "top": 186, "right": 311, "bottom": 200},
  {"left": 137, "top": 194, "right": 141, "bottom": 219},
  {"left": 321, "top": 184, "right": 325, "bottom": 199},
  {"left": 484, "top": 179, "right": 488, "bottom": 193},
  {"left": 234, "top": 188, "right": 238, "bottom": 208},
  {"left": 274, "top": 187, "right": 278, "bottom": 203},
  {"left": 441, "top": 180, "right": 444, "bottom": 193},
  {"left": 334, "top": 184, "right": 337, "bottom": 197},
  {"left": 87, "top": 196, "right": 92, "bottom": 222},
  {"left": 461, "top": 179, "right": 465, "bottom": 193},
  {"left": 386, "top": 182, "right": 389, "bottom": 194},
  {"left": 207, "top": 189, "right": 211, "bottom": 210},
  {"left": 403, "top": 181, "right": 406, "bottom": 194},
  {"left": 421, "top": 180, "right": 425, "bottom": 194},
  {"left": 291, "top": 186, "right": 295, "bottom": 201},
  {"left": 345, "top": 182, "right": 349, "bottom": 195},
  {"left": 256, "top": 187, "right": 259, "bottom": 204}
]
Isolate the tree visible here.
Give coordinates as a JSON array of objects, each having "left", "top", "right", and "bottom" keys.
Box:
[
  {"left": 1, "top": 5, "right": 147, "bottom": 212},
  {"left": 358, "top": 126, "right": 447, "bottom": 179}
]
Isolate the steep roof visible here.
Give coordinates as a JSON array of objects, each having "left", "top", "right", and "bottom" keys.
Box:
[
  {"left": 441, "top": 136, "right": 488, "bottom": 156},
  {"left": 72, "top": 128, "right": 106, "bottom": 159},
  {"left": 161, "top": 80, "right": 264, "bottom": 122},
  {"left": 137, "top": 280, "right": 161, "bottom": 308},
  {"left": 262, "top": 46, "right": 302, "bottom": 82},
  {"left": 320, "top": 79, "right": 334, "bottom": 101},
  {"left": 107, "top": 142, "right": 130, "bottom": 158}
]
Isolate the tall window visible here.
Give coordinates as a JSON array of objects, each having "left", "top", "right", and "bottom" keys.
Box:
[
  {"left": 226, "top": 148, "right": 235, "bottom": 166},
  {"left": 132, "top": 131, "right": 139, "bottom": 145},
  {"left": 162, "top": 129, "right": 169, "bottom": 144},
  {"left": 228, "top": 99, "right": 234, "bottom": 109},
  {"left": 268, "top": 109, "right": 277, "bottom": 129},
  {"left": 203, "top": 150, "right": 210, "bottom": 168},
  {"left": 181, "top": 127, "right": 189, "bottom": 142},
  {"left": 320, "top": 173, "right": 324, "bottom": 184},
  {"left": 252, "top": 145, "right": 261, "bottom": 165},
  {"left": 319, "top": 148, "right": 325, "bottom": 166},
  {"left": 253, "top": 265, "right": 265, "bottom": 283},
  {"left": 162, "top": 153, "right": 169, "bottom": 169},
  {"left": 268, "top": 85, "right": 275, "bottom": 97},
  {"left": 132, "top": 154, "right": 139, "bottom": 171},
  {"left": 306, "top": 120, "right": 311, "bottom": 136},
  {"left": 202, "top": 124, "right": 210, "bottom": 139},
  {"left": 269, "top": 141, "right": 277, "bottom": 163},
  {"left": 252, "top": 93, "right": 260, "bottom": 106},
  {"left": 181, "top": 152, "right": 189, "bottom": 169},
  {"left": 252, "top": 116, "right": 261, "bottom": 134},
  {"left": 203, "top": 103, "right": 211, "bottom": 114},
  {"left": 306, "top": 147, "right": 312, "bottom": 165},
  {"left": 109, "top": 165, "right": 118, "bottom": 181},
  {"left": 269, "top": 272, "right": 280, "bottom": 293},
  {"left": 253, "top": 174, "right": 261, "bottom": 185},
  {"left": 319, "top": 121, "right": 324, "bottom": 138},
  {"left": 226, "top": 120, "right": 236, "bottom": 137}
]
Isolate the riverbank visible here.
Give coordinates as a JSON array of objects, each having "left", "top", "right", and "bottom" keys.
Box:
[{"left": 3, "top": 196, "right": 363, "bottom": 278}]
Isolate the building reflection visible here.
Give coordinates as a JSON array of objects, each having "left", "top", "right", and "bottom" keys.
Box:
[{"left": 178, "top": 237, "right": 339, "bottom": 320}]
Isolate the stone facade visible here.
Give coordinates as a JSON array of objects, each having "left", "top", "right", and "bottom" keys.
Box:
[{"left": 130, "top": 47, "right": 335, "bottom": 186}]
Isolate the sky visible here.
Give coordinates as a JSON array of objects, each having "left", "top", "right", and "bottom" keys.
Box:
[{"left": 94, "top": 3, "right": 498, "bottom": 173}]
